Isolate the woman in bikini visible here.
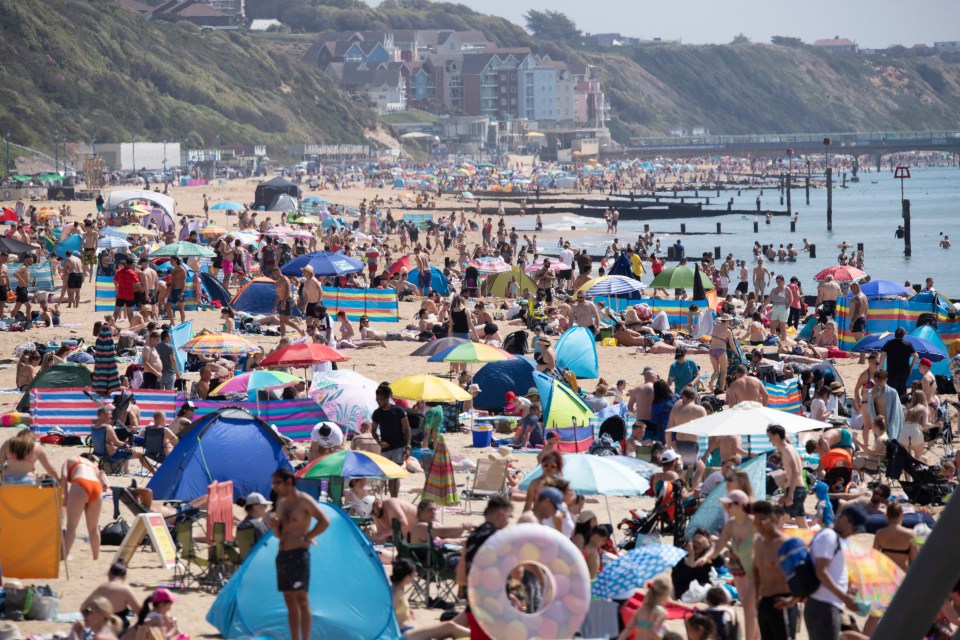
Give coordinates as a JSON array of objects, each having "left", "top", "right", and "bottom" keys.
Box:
[
  {"left": 617, "top": 576, "right": 671, "bottom": 640},
  {"left": 0, "top": 428, "right": 59, "bottom": 484},
  {"left": 873, "top": 502, "right": 918, "bottom": 571},
  {"left": 707, "top": 314, "right": 737, "bottom": 393},
  {"left": 854, "top": 353, "right": 881, "bottom": 447},
  {"left": 746, "top": 311, "right": 768, "bottom": 346},
  {"left": 61, "top": 453, "right": 109, "bottom": 560}
]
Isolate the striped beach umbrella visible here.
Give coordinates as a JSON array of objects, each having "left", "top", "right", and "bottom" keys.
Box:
[
  {"left": 467, "top": 256, "right": 511, "bottom": 275},
  {"left": 422, "top": 435, "right": 458, "bottom": 506},
  {"left": 181, "top": 333, "right": 262, "bottom": 356},
  {"left": 98, "top": 235, "right": 131, "bottom": 249},
  {"left": 578, "top": 275, "right": 645, "bottom": 297},
  {"left": 91, "top": 326, "right": 121, "bottom": 397},
  {"left": 296, "top": 450, "right": 410, "bottom": 480},
  {"left": 427, "top": 342, "right": 514, "bottom": 364}
]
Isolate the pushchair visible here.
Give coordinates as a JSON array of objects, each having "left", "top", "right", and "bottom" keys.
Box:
[
  {"left": 618, "top": 480, "right": 693, "bottom": 550},
  {"left": 885, "top": 439, "right": 953, "bottom": 506}
]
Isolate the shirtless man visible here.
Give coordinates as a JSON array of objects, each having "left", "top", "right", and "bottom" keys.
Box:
[
  {"left": 139, "top": 259, "right": 158, "bottom": 308},
  {"left": 272, "top": 267, "right": 303, "bottom": 338},
  {"left": 301, "top": 265, "right": 323, "bottom": 331},
  {"left": 415, "top": 245, "right": 431, "bottom": 294},
  {"left": 474, "top": 301, "right": 494, "bottom": 327},
  {"left": 10, "top": 255, "right": 32, "bottom": 321},
  {"left": 752, "top": 259, "right": 770, "bottom": 297},
  {"left": 752, "top": 502, "right": 800, "bottom": 640},
  {"left": 816, "top": 274, "right": 842, "bottom": 318},
  {"left": 667, "top": 387, "right": 708, "bottom": 489},
  {"left": 62, "top": 251, "right": 83, "bottom": 308},
  {"left": 269, "top": 467, "right": 329, "bottom": 640},
  {"left": 725, "top": 365, "right": 769, "bottom": 407},
  {"left": 81, "top": 561, "right": 141, "bottom": 633},
  {"left": 370, "top": 496, "right": 418, "bottom": 543},
  {"left": 165, "top": 257, "right": 187, "bottom": 324},
  {"left": 572, "top": 290, "right": 601, "bottom": 335},
  {"left": 849, "top": 282, "right": 869, "bottom": 364},
  {"left": 534, "top": 259, "right": 556, "bottom": 296},
  {"left": 82, "top": 221, "right": 100, "bottom": 282},
  {"left": 767, "top": 424, "right": 807, "bottom": 528},
  {"left": 627, "top": 366, "right": 658, "bottom": 426},
  {"left": 918, "top": 358, "right": 939, "bottom": 409},
  {"left": 0, "top": 252, "right": 9, "bottom": 319}
]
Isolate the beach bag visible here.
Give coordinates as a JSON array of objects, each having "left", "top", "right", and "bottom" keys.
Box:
[
  {"left": 777, "top": 530, "right": 840, "bottom": 598},
  {"left": 101, "top": 517, "right": 130, "bottom": 546}
]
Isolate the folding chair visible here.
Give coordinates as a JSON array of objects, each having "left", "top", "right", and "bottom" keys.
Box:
[
  {"left": 234, "top": 527, "right": 257, "bottom": 563},
  {"left": 172, "top": 518, "right": 207, "bottom": 589},
  {"left": 391, "top": 519, "right": 430, "bottom": 607},
  {"left": 425, "top": 523, "right": 461, "bottom": 606},
  {"left": 201, "top": 522, "right": 240, "bottom": 593},
  {"left": 89, "top": 428, "right": 127, "bottom": 476},
  {"left": 461, "top": 458, "right": 508, "bottom": 515},
  {"left": 142, "top": 428, "right": 167, "bottom": 473}
]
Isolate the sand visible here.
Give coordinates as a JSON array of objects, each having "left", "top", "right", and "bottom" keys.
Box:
[{"left": 0, "top": 179, "right": 876, "bottom": 638}]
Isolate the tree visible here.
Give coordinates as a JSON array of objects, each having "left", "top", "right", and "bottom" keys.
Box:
[
  {"left": 523, "top": 10, "right": 580, "bottom": 42},
  {"left": 731, "top": 33, "right": 751, "bottom": 44}
]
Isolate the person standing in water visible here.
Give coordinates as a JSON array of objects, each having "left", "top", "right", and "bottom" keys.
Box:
[{"left": 269, "top": 467, "right": 329, "bottom": 640}]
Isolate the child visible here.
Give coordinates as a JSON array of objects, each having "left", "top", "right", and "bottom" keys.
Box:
[
  {"left": 813, "top": 480, "right": 835, "bottom": 526},
  {"left": 618, "top": 576, "right": 670, "bottom": 640},
  {"left": 391, "top": 559, "right": 469, "bottom": 640}
]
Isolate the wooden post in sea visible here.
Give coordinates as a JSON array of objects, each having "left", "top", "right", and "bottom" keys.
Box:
[
  {"left": 826, "top": 168, "right": 833, "bottom": 231},
  {"left": 786, "top": 173, "right": 792, "bottom": 217},
  {"left": 903, "top": 199, "right": 911, "bottom": 257},
  {"left": 805, "top": 176, "right": 810, "bottom": 205}
]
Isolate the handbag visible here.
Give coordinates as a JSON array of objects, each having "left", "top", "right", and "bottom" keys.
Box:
[{"left": 101, "top": 517, "right": 130, "bottom": 546}]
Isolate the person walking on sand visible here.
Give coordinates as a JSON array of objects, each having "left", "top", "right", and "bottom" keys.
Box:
[
  {"left": 165, "top": 257, "right": 187, "bottom": 325},
  {"left": 269, "top": 467, "right": 329, "bottom": 640},
  {"left": 10, "top": 254, "right": 33, "bottom": 322},
  {"left": 767, "top": 424, "right": 807, "bottom": 529},
  {"left": 849, "top": 282, "right": 869, "bottom": 364}
]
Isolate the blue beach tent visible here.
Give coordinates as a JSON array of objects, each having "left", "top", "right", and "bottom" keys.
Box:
[
  {"left": 207, "top": 502, "right": 402, "bottom": 640},
  {"left": 472, "top": 357, "right": 537, "bottom": 411},
  {"left": 555, "top": 327, "right": 599, "bottom": 379},
  {"left": 606, "top": 252, "right": 641, "bottom": 280},
  {"left": 147, "top": 407, "right": 294, "bottom": 502},
  {"left": 230, "top": 277, "right": 304, "bottom": 317},
  {"left": 197, "top": 272, "right": 231, "bottom": 307},
  {"left": 53, "top": 233, "right": 82, "bottom": 259},
  {"left": 908, "top": 324, "right": 952, "bottom": 382},
  {"left": 408, "top": 266, "right": 450, "bottom": 296}
]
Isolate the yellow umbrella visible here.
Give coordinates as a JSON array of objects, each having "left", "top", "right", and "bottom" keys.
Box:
[
  {"left": 526, "top": 131, "right": 546, "bottom": 138},
  {"left": 199, "top": 225, "right": 227, "bottom": 236},
  {"left": 114, "top": 224, "right": 158, "bottom": 236},
  {"left": 391, "top": 374, "right": 471, "bottom": 402},
  {"left": 292, "top": 216, "right": 321, "bottom": 225}
]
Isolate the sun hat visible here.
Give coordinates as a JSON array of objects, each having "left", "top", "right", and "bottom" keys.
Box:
[
  {"left": 0, "top": 622, "right": 24, "bottom": 640},
  {"left": 720, "top": 489, "right": 750, "bottom": 506},
  {"left": 526, "top": 387, "right": 540, "bottom": 397}
]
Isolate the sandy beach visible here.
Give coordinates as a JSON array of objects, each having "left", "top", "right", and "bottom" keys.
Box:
[{"left": 0, "top": 178, "right": 887, "bottom": 638}]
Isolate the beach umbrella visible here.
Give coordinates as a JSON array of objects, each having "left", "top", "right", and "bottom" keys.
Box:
[
  {"left": 533, "top": 370, "right": 594, "bottom": 430},
  {"left": 667, "top": 401, "right": 827, "bottom": 437},
  {"left": 98, "top": 235, "right": 130, "bottom": 249},
  {"left": 850, "top": 332, "right": 946, "bottom": 362},
  {"left": 649, "top": 266, "right": 715, "bottom": 291},
  {"left": 814, "top": 265, "right": 866, "bottom": 283},
  {"left": 422, "top": 435, "right": 458, "bottom": 506},
  {"left": 91, "top": 325, "right": 121, "bottom": 397},
  {"left": 263, "top": 226, "right": 312, "bottom": 239},
  {"left": 199, "top": 225, "right": 227, "bottom": 236},
  {"left": 467, "top": 256, "right": 511, "bottom": 275},
  {"left": 387, "top": 254, "right": 411, "bottom": 275},
  {"left": 410, "top": 336, "right": 469, "bottom": 357},
  {"left": 391, "top": 374, "right": 471, "bottom": 402},
  {"left": 260, "top": 343, "right": 350, "bottom": 369},
  {"left": 114, "top": 224, "right": 158, "bottom": 236},
  {"left": 692, "top": 263, "right": 707, "bottom": 300},
  {"left": 291, "top": 215, "right": 321, "bottom": 225},
  {"left": 518, "top": 454, "right": 649, "bottom": 496},
  {"left": 211, "top": 370, "right": 302, "bottom": 395},
  {"left": 211, "top": 201, "right": 245, "bottom": 211},
  {"left": 577, "top": 275, "right": 645, "bottom": 297},
  {"left": 525, "top": 259, "right": 572, "bottom": 275},
  {"left": 592, "top": 544, "right": 688, "bottom": 600},
  {"left": 685, "top": 455, "right": 767, "bottom": 537},
  {"left": 296, "top": 450, "right": 409, "bottom": 480},
  {"left": 150, "top": 241, "right": 217, "bottom": 259},
  {"left": 279, "top": 251, "right": 364, "bottom": 277},
  {"left": 859, "top": 280, "right": 913, "bottom": 299},
  {"left": 219, "top": 230, "right": 260, "bottom": 246},
  {"left": 181, "top": 333, "right": 262, "bottom": 356},
  {"left": 427, "top": 342, "right": 514, "bottom": 364},
  {"left": 309, "top": 369, "right": 379, "bottom": 434},
  {"left": 606, "top": 456, "right": 661, "bottom": 479}
]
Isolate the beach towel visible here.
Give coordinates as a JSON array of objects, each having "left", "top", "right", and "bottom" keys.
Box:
[{"left": 867, "top": 384, "right": 904, "bottom": 440}]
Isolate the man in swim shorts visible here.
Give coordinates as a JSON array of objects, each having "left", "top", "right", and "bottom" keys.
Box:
[{"left": 270, "top": 467, "right": 329, "bottom": 640}]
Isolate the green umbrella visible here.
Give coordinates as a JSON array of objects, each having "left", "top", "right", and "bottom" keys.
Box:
[
  {"left": 150, "top": 241, "right": 217, "bottom": 258},
  {"left": 649, "top": 266, "right": 715, "bottom": 290}
]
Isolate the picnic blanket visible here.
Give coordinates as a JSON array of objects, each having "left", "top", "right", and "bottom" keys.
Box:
[
  {"left": 29, "top": 388, "right": 178, "bottom": 435},
  {"left": 185, "top": 397, "right": 328, "bottom": 441}
]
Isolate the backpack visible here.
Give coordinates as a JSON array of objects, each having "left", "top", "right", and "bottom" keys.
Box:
[{"left": 777, "top": 530, "right": 841, "bottom": 598}]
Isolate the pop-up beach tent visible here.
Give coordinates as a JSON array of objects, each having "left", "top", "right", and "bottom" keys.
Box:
[
  {"left": 254, "top": 176, "right": 301, "bottom": 210},
  {"left": 106, "top": 189, "right": 176, "bottom": 218},
  {"left": 207, "top": 502, "right": 401, "bottom": 640},
  {"left": 556, "top": 327, "right": 599, "bottom": 379},
  {"left": 17, "top": 362, "right": 92, "bottom": 412},
  {"left": 408, "top": 266, "right": 450, "bottom": 295},
  {"left": 533, "top": 370, "right": 594, "bottom": 430},
  {"left": 472, "top": 357, "right": 537, "bottom": 411},
  {"left": 481, "top": 267, "right": 537, "bottom": 298},
  {"left": 230, "top": 277, "right": 304, "bottom": 317},
  {"left": 147, "top": 407, "right": 293, "bottom": 502}
]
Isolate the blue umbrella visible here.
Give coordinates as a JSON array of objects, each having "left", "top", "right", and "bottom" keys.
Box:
[
  {"left": 858, "top": 280, "right": 913, "bottom": 299},
  {"left": 592, "top": 544, "right": 688, "bottom": 599},
  {"left": 280, "top": 251, "right": 364, "bottom": 277},
  {"left": 850, "top": 332, "right": 947, "bottom": 362},
  {"left": 517, "top": 454, "right": 648, "bottom": 496},
  {"left": 211, "top": 201, "right": 245, "bottom": 211},
  {"left": 302, "top": 196, "right": 326, "bottom": 204},
  {"left": 606, "top": 456, "right": 661, "bottom": 479},
  {"left": 98, "top": 235, "right": 130, "bottom": 249}
]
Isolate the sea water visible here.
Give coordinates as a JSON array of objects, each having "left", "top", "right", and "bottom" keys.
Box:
[{"left": 518, "top": 166, "right": 960, "bottom": 293}]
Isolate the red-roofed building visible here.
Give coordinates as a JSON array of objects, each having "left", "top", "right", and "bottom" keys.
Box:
[{"left": 812, "top": 36, "right": 858, "bottom": 53}]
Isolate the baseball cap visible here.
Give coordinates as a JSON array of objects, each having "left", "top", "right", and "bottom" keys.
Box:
[
  {"left": 660, "top": 449, "right": 680, "bottom": 463},
  {"left": 182, "top": 400, "right": 196, "bottom": 410},
  {"left": 151, "top": 588, "right": 177, "bottom": 604},
  {"left": 720, "top": 489, "right": 750, "bottom": 506},
  {"left": 538, "top": 486, "right": 564, "bottom": 508},
  {"left": 674, "top": 346, "right": 686, "bottom": 358},
  {"left": 840, "top": 504, "right": 868, "bottom": 533},
  {"left": 920, "top": 357, "right": 932, "bottom": 367},
  {"left": 244, "top": 492, "right": 271, "bottom": 506}
]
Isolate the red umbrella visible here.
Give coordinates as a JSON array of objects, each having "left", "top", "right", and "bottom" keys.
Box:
[
  {"left": 387, "top": 254, "right": 411, "bottom": 275},
  {"left": 260, "top": 342, "right": 350, "bottom": 368},
  {"left": 1, "top": 208, "right": 17, "bottom": 223},
  {"left": 814, "top": 265, "right": 866, "bottom": 283}
]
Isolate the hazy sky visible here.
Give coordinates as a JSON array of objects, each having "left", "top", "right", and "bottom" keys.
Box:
[{"left": 369, "top": 0, "right": 959, "bottom": 48}]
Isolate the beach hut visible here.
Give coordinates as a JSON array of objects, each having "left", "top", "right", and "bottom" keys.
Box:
[
  {"left": 207, "top": 503, "right": 401, "bottom": 640},
  {"left": 147, "top": 407, "right": 293, "bottom": 502},
  {"left": 555, "top": 327, "right": 599, "bottom": 379},
  {"left": 16, "top": 362, "right": 92, "bottom": 412},
  {"left": 407, "top": 266, "right": 450, "bottom": 296},
  {"left": 472, "top": 357, "right": 537, "bottom": 411},
  {"left": 481, "top": 267, "right": 537, "bottom": 298},
  {"left": 230, "top": 277, "right": 304, "bottom": 317}
]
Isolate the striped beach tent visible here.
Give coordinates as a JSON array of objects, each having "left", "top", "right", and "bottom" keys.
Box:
[{"left": 322, "top": 288, "right": 399, "bottom": 322}]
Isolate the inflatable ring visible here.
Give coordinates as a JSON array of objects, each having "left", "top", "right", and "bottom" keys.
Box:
[{"left": 468, "top": 523, "right": 591, "bottom": 640}]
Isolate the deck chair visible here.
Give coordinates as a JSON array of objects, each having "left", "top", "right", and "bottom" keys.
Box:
[
  {"left": 172, "top": 518, "right": 207, "bottom": 589},
  {"left": 89, "top": 428, "right": 127, "bottom": 476},
  {"left": 201, "top": 522, "right": 240, "bottom": 593},
  {"left": 235, "top": 526, "right": 257, "bottom": 563},
  {"left": 425, "top": 523, "right": 460, "bottom": 606},
  {"left": 142, "top": 428, "right": 167, "bottom": 472},
  {"left": 392, "top": 519, "right": 430, "bottom": 607},
  {"left": 461, "top": 458, "right": 508, "bottom": 515}
]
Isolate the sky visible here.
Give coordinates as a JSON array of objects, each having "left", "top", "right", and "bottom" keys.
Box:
[{"left": 367, "top": 0, "right": 959, "bottom": 48}]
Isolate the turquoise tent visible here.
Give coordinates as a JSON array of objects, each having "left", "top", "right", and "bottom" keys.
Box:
[
  {"left": 408, "top": 266, "right": 450, "bottom": 296},
  {"left": 555, "top": 327, "right": 599, "bottom": 379},
  {"left": 53, "top": 233, "right": 82, "bottom": 258},
  {"left": 909, "top": 324, "right": 951, "bottom": 382},
  {"left": 532, "top": 370, "right": 594, "bottom": 429},
  {"left": 685, "top": 454, "right": 767, "bottom": 537},
  {"left": 207, "top": 503, "right": 401, "bottom": 639}
]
